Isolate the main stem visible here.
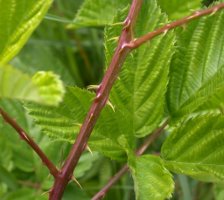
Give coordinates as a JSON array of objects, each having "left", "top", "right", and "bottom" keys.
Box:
[{"left": 49, "top": 0, "right": 143, "bottom": 199}]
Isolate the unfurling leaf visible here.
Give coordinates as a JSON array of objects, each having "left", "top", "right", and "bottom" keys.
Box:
[{"left": 0, "top": 66, "right": 64, "bottom": 106}]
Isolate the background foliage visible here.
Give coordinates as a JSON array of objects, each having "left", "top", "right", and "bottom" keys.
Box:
[{"left": 0, "top": 0, "right": 224, "bottom": 199}]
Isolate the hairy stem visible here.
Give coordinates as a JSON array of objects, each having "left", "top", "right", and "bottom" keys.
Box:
[
  {"left": 49, "top": 0, "right": 143, "bottom": 199},
  {"left": 91, "top": 120, "right": 168, "bottom": 200},
  {"left": 127, "top": 2, "right": 224, "bottom": 49},
  {"left": 0, "top": 108, "right": 58, "bottom": 177}
]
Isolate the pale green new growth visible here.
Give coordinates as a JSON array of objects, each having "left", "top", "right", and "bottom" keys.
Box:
[
  {"left": 0, "top": 66, "right": 64, "bottom": 106},
  {"left": 32, "top": 71, "right": 65, "bottom": 106},
  {"left": 129, "top": 155, "right": 174, "bottom": 200},
  {"left": 0, "top": 0, "right": 53, "bottom": 65}
]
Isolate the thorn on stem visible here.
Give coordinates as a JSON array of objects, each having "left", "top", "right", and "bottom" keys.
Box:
[
  {"left": 187, "top": 15, "right": 195, "bottom": 20},
  {"left": 88, "top": 113, "right": 94, "bottom": 123},
  {"left": 74, "top": 123, "right": 82, "bottom": 127},
  {"left": 87, "top": 84, "right": 100, "bottom": 92},
  {"left": 108, "top": 36, "right": 119, "bottom": 42},
  {"left": 111, "top": 21, "right": 123, "bottom": 26},
  {"left": 42, "top": 189, "right": 51, "bottom": 196},
  {"left": 123, "top": 18, "right": 131, "bottom": 30},
  {"left": 21, "top": 131, "right": 30, "bottom": 141},
  {"left": 106, "top": 100, "right": 115, "bottom": 112},
  {"left": 71, "top": 176, "right": 82, "bottom": 189},
  {"left": 86, "top": 145, "right": 93, "bottom": 155},
  {"left": 162, "top": 29, "right": 168, "bottom": 36},
  {"left": 210, "top": 7, "right": 219, "bottom": 16}
]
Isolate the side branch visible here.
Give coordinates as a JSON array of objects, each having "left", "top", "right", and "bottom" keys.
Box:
[
  {"left": 128, "top": 2, "right": 224, "bottom": 49},
  {"left": 0, "top": 108, "right": 59, "bottom": 178},
  {"left": 92, "top": 119, "right": 168, "bottom": 200}
]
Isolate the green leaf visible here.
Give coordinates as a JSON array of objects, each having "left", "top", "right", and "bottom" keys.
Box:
[
  {"left": 25, "top": 86, "right": 126, "bottom": 160},
  {"left": 0, "top": 0, "right": 53, "bottom": 64},
  {"left": 106, "top": 0, "right": 175, "bottom": 137},
  {"left": 162, "top": 113, "right": 224, "bottom": 182},
  {"left": 167, "top": 10, "right": 224, "bottom": 119},
  {"left": 70, "top": 0, "right": 128, "bottom": 28},
  {"left": 128, "top": 155, "right": 174, "bottom": 200},
  {"left": 0, "top": 65, "right": 64, "bottom": 106},
  {"left": 158, "top": 0, "right": 201, "bottom": 20}
]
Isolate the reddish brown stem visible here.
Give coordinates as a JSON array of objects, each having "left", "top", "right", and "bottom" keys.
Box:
[
  {"left": 49, "top": 0, "right": 143, "bottom": 199},
  {"left": 92, "top": 120, "right": 168, "bottom": 200},
  {"left": 0, "top": 108, "right": 58, "bottom": 177},
  {"left": 127, "top": 2, "right": 224, "bottom": 49}
]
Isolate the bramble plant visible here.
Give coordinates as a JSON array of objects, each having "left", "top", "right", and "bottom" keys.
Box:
[{"left": 0, "top": 0, "right": 224, "bottom": 199}]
